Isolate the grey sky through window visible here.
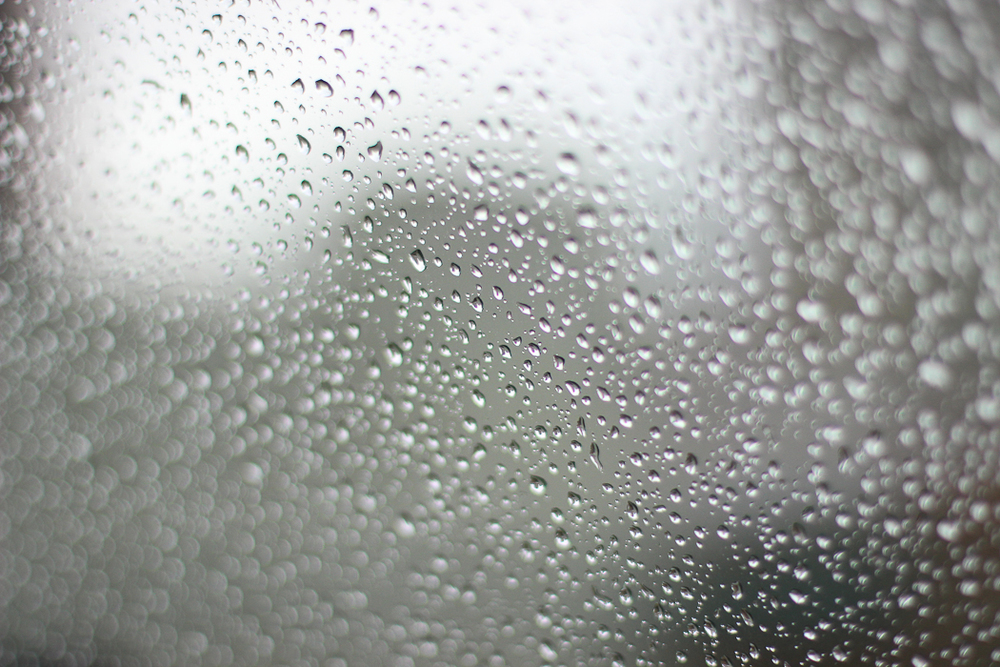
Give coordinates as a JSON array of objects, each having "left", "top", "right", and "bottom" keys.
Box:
[{"left": 1, "top": 0, "right": 1000, "bottom": 666}]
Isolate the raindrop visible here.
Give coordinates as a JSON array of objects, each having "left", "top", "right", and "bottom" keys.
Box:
[
  {"left": 409, "top": 249, "right": 427, "bottom": 272},
  {"left": 578, "top": 208, "right": 598, "bottom": 228},
  {"left": 729, "top": 323, "right": 751, "bottom": 345},
  {"left": 315, "top": 79, "right": 333, "bottom": 96},
  {"left": 918, "top": 359, "right": 952, "bottom": 390},
  {"left": 556, "top": 153, "right": 580, "bottom": 176},
  {"left": 529, "top": 476, "right": 548, "bottom": 496},
  {"left": 590, "top": 443, "right": 603, "bottom": 470},
  {"left": 639, "top": 250, "right": 661, "bottom": 275},
  {"left": 385, "top": 343, "right": 403, "bottom": 368},
  {"left": 472, "top": 390, "right": 485, "bottom": 408}
]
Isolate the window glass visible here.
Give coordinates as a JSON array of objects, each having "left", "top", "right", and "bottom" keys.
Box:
[{"left": 1, "top": 1, "right": 999, "bottom": 666}]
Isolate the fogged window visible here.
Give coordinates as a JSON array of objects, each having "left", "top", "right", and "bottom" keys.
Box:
[{"left": 2, "top": 0, "right": 999, "bottom": 665}]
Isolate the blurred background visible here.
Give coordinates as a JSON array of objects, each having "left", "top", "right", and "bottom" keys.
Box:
[{"left": 1, "top": 0, "right": 999, "bottom": 665}]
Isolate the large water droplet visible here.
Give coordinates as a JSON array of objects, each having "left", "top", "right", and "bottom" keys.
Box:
[{"left": 409, "top": 249, "right": 426, "bottom": 272}]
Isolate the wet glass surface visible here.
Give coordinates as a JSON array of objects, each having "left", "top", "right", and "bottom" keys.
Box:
[{"left": 1, "top": 0, "right": 1000, "bottom": 665}]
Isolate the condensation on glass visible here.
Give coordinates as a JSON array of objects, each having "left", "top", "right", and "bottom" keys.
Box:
[{"left": 1, "top": 0, "right": 998, "bottom": 665}]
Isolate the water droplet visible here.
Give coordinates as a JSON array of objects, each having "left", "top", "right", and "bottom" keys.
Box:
[
  {"left": 796, "top": 299, "right": 827, "bottom": 323},
  {"left": 672, "top": 228, "right": 695, "bottom": 260},
  {"left": 729, "top": 323, "right": 751, "bottom": 345},
  {"left": 789, "top": 590, "right": 809, "bottom": 605},
  {"left": 385, "top": 343, "right": 403, "bottom": 368},
  {"left": 409, "top": 249, "right": 426, "bottom": 272},
  {"left": 639, "top": 249, "right": 661, "bottom": 275},
  {"left": 900, "top": 147, "right": 932, "bottom": 184},
  {"left": 590, "top": 443, "right": 603, "bottom": 470},
  {"left": 578, "top": 208, "right": 598, "bottom": 228},
  {"left": 529, "top": 476, "right": 548, "bottom": 496},
  {"left": 918, "top": 359, "right": 952, "bottom": 389},
  {"left": 556, "top": 153, "right": 580, "bottom": 176},
  {"left": 936, "top": 520, "right": 961, "bottom": 541},
  {"left": 315, "top": 79, "right": 333, "bottom": 96},
  {"left": 394, "top": 515, "right": 416, "bottom": 538}
]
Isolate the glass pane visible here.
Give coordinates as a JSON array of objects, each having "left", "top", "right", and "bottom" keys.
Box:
[{"left": 1, "top": 0, "right": 998, "bottom": 665}]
